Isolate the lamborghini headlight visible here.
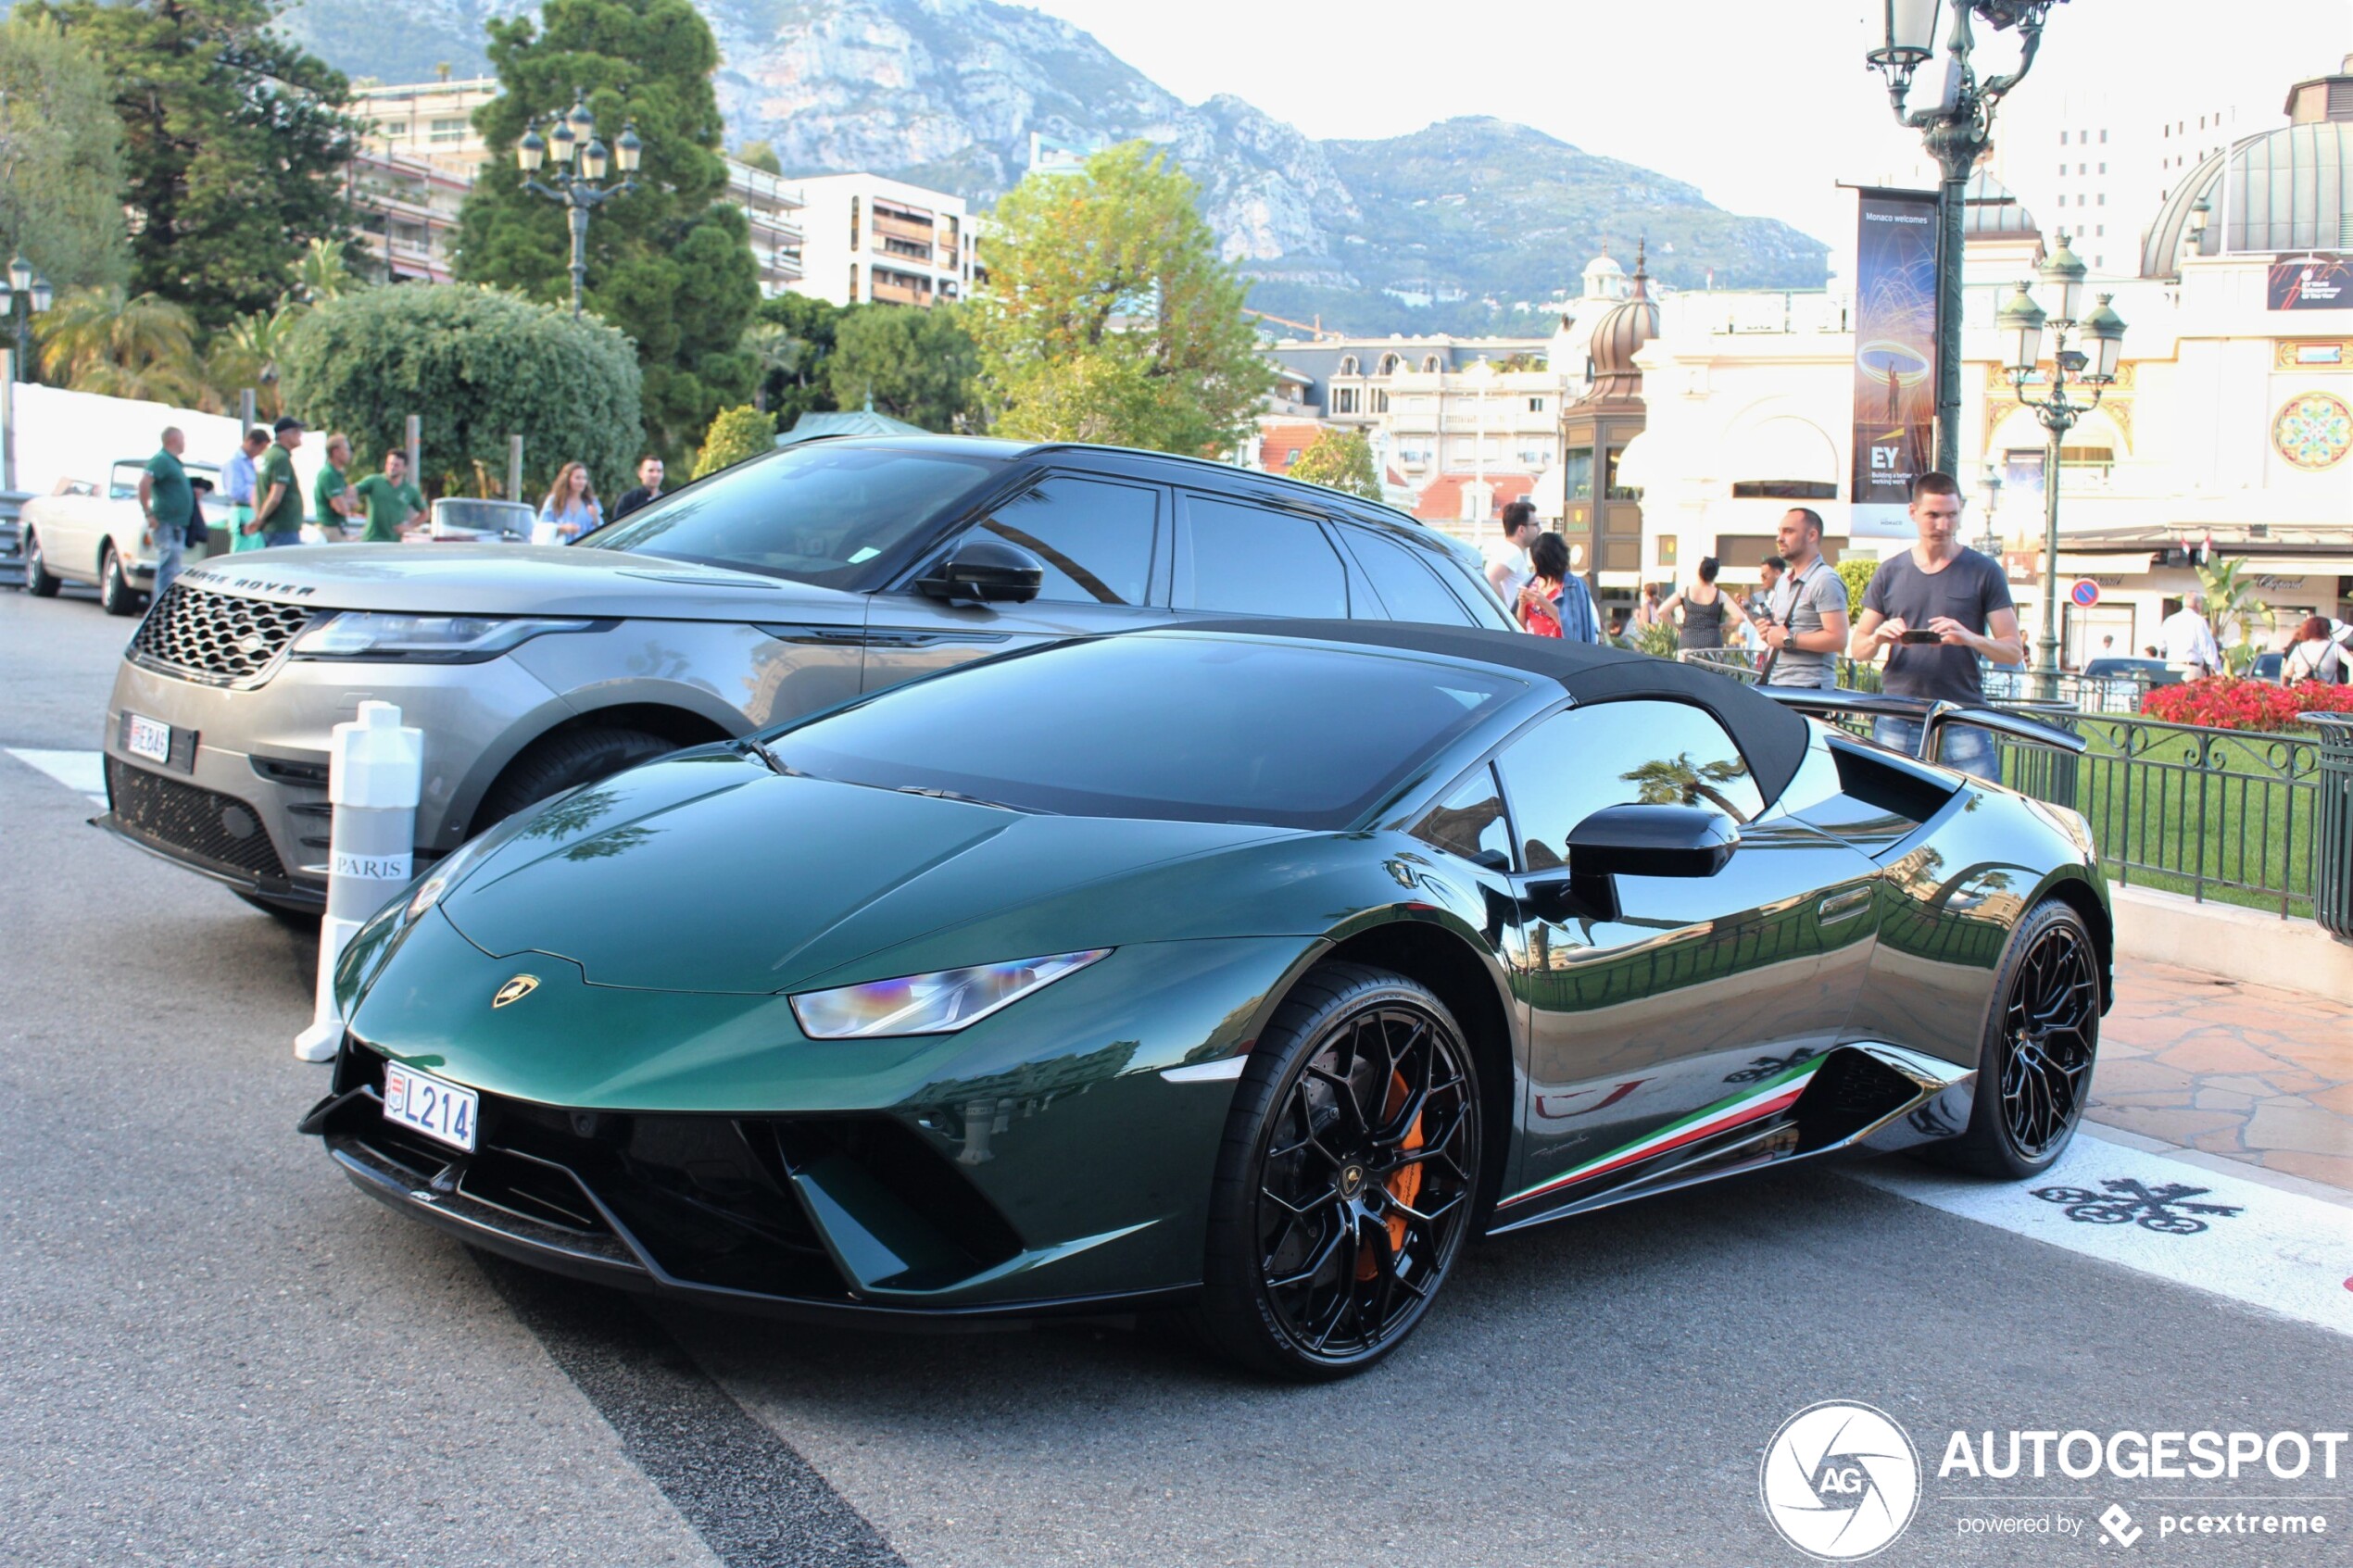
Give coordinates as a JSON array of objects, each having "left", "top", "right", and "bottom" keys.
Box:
[
  {"left": 789, "top": 949, "right": 1111, "bottom": 1039},
  {"left": 401, "top": 833, "right": 498, "bottom": 925}
]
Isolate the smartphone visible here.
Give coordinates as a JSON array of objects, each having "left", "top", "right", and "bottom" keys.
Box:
[{"left": 1898, "top": 629, "right": 1943, "bottom": 645}]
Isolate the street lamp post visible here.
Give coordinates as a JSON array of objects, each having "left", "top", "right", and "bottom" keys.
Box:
[
  {"left": 515, "top": 90, "right": 642, "bottom": 319},
  {"left": 1865, "top": 0, "right": 2070, "bottom": 476},
  {"left": 1995, "top": 232, "right": 2126, "bottom": 699},
  {"left": 0, "top": 252, "right": 55, "bottom": 381}
]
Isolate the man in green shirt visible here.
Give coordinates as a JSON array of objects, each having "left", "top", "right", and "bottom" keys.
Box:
[
  {"left": 253, "top": 417, "right": 306, "bottom": 546},
  {"left": 350, "top": 450, "right": 427, "bottom": 545},
  {"left": 312, "top": 433, "right": 357, "bottom": 537},
  {"left": 135, "top": 426, "right": 195, "bottom": 596}
]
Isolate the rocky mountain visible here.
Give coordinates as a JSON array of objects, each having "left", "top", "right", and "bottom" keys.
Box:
[{"left": 282, "top": 0, "right": 1828, "bottom": 332}]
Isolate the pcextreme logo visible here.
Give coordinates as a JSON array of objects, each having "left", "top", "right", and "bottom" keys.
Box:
[{"left": 1760, "top": 1401, "right": 1923, "bottom": 1561}]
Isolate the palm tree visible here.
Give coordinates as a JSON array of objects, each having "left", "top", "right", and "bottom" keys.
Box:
[
  {"left": 1620, "top": 752, "right": 1753, "bottom": 822},
  {"left": 204, "top": 307, "right": 297, "bottom": 420},
  {"left": 740, "top": 321, "right": 805, "bottom": 413},
  {"left": 35, "top": 287, "right": 204, "bottom": 406},
  {"left": 289, "top": 237, "right": 357, "bottom": 305}
]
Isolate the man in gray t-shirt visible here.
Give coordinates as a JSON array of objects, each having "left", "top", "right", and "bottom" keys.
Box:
[
  {"left": 1761, "top": 508, "right": 1849, "bottom": 689},
  {"left": 1851, "top": 471, "right": 2026, "bottom": 781}
]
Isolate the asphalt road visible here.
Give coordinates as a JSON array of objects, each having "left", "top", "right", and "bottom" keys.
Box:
[{"left": 3, "top": 582, "right": 2347, "bottom": 1568}]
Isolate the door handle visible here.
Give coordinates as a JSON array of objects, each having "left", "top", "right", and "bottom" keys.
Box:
[{"left": 1818, "top": 885, "right": 1874, "bottom": 925}]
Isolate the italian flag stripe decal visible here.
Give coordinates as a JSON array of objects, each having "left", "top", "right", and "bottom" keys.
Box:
[{"left": 1501, "top": 1057, "right": 1824, "bottom": 1209}]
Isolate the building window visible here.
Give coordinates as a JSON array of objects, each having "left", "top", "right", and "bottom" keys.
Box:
[
  {"left": 1604, "top": 446, "right": 1638, "bottom": 501},
  {"left": 1730, "top": 480, "right": 1838, "bottom": 499},
  {"left": 849, "top": 263, "right": 860, "bottom": 298},
  {"left": 849, "top": 196, "right": 861, "bottom": 250},
  {"left": 1656, "top": 534, "right": 1678, "bottom": 568},
  {"left": 1422, "top": 354, "right": 1442, "bottom": 372},
  {"left": 1332, "top": 387, "right": 1359, "bottom": 415},
  {"left": 1564, "top": 446, "right": 1593, "bottom": 501},
  {"left": 1338, "top": 355, "right": 1359, "bottom": 376},
  {"left": 2097, "top": 193, "right": 2106, "bottom": 206},
  {"left": 1371, "top": 389, "right": 1390, "bottom": 413},
  {"left": 2100, "top": 129, "right": 2108, "bottom": 144},
  {"left": 1378, "top": 351, "right": 1402, "bottom": 375},
  {"left": 2098, "top": 162, "right": 2107, "bottom": 174},
  {"left": 1527, "top": 396, "right": 1545, "bottom": 413},
  {"left": 428, "top": 118, "right": 468, "bottom": 143}
]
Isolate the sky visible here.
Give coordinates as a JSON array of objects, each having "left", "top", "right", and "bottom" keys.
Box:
[{"left": 1014, "top": 0, "right": 2350, "bottom": 245}]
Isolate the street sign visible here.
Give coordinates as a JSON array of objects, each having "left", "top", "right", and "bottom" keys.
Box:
[{"left": 2070, "top": 578, "right": 2101, "bottom": 608}]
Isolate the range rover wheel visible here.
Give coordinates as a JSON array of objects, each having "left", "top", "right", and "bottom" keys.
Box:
[
  {"left": 1928, "top": 897, "right": 2102, "bottom": 1181},
  {"left": 476, "top": 726, "right": 678, "bottom": 827},
  {"left": 1197, "top": 962, "right": 1481, "bottom": 1380},
  {"left": 24, "top": 529, "right": 58, "bottom": 596},
  {"left": 99, "top": 546, "right": 141, "bottom": 617}
]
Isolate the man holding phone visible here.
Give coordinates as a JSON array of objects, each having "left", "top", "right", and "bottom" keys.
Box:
[{"left": 1850, "top": 470, "right": 2022, "bottom": 780}]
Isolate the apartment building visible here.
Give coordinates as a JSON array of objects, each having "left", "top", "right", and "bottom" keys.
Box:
[{"left": 792, "top": 174, "right": 985, "bottom": 308}]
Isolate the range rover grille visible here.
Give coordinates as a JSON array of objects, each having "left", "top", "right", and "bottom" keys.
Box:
[{"left": 130, "top": 583, "right": 314, "bottom": 687}]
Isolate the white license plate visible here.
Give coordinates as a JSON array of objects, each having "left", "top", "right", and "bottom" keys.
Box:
[
  {"left": 125, "top": 713, "right": 172, "bottom": 765},
  {"left": 383, "top": 1063, "right": 479, "bottom": 1153}
]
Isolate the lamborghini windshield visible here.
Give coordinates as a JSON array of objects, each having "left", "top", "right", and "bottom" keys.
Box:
[
  {"left": 770, "top": 632, "right": 1527, "bottom": 828},
  {"left": 576, "top": 440, "right": 1010, "bottom": 589}
]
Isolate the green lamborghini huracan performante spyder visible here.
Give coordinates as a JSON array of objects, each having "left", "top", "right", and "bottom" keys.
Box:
[{"left": 302, "top": 621, "right": 2112, "bottom": 1378}]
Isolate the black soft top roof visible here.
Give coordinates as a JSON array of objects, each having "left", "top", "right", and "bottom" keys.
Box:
[{"left": 1181, "top": 619, "right": 1815, "bottom": 806}]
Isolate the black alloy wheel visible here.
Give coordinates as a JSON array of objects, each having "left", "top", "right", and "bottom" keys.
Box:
[
  {"left": 1199, "top": 963, "right": 1481, "bottom": 1379},
  {"left": 24, "top": 529, "right": 58, "bottom": 596},
  {"left": 1930, "top": 897, "right": 2102, "bottom": 1179}
]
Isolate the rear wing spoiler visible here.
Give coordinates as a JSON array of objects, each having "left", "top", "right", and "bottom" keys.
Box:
[{"left": 1754, "top": 688, "right": 2088, "bottom": 767}]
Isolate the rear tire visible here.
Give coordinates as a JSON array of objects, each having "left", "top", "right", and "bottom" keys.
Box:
[
  {"left": 24, "top": 528, "right": 58, "bottom": 596},
  {"left": 1926, "top": 897, "right": 2103, "bottom": 1180},
  {"left": 99, "top": 546, "right": 141, "bottom": 617},
  {"left": 1195, "top": 961, "right": 1482, "bottom": 1380},
  {"left": 475, "top": 726, "right": 677, "bottom": 826}
]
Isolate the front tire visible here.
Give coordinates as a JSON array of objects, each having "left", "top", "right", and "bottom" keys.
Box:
[
  {"left": 475, "top": 725, "right": 677, "bottom": 826},
  {"left": 1931, "top": 897, "right": 2103, "bottom": 1180},
  {"left": 1196, "top": 962, "right": 1482, "bottom": 1380},
  {"left": 24, "top": 528, "right": 58, "bottom": 596},
  {"left": 99, "top": 545, "right": 141, "bottom": 617}
]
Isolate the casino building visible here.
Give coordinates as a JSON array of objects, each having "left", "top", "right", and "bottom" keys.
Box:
[{"left": 1625, "top": 52, "right": 2353, "bottom": 663}]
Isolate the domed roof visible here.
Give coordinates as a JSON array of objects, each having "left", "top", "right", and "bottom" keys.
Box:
[
  {"left": 1584, "top": 248, "right": 1624, "bottom": 281},
  {"left": 1586, "top": 241, "right": 1658, "bottom": 399},
  {"left": 2141, "top": 121, "right": 2353, "bottom": 278},
  {"left": 1962, "top": 169, "right": 2040, "bottom": 238}
]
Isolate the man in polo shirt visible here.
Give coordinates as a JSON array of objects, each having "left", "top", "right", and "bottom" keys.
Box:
[
  {"left": 253, "top": 417, "right": 306, "bottom": 546},
  {"left": 1759, "top": 508, "right": 1849, "bottom": 689},
  {"left": 312, "top": 433, "right": 358, "bottom": 537},
  {"left": 350, "top": 449, "right": 427, "bottom": 544},
  {"left": 1849, "top": 470, "right": 2023, "bottom": 781},
  {"left": 135, "top": 426, "right": 195, "bottom": 598}
]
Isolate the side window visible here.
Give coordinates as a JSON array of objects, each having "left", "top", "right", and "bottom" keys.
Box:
[
  {"left": 1493, "top": 700, "right": 1765, "bottom": 872},
  {"left": 1176, "top": 494, "right": 1347, "bottom": 618},
  {"left": 1344, "top": 526, "right": 1477, "bottom": 627},
  {"left": 971, "top": 477, "right": 1158, "bottom": 606},
  {"left": 1414, "top": 764, "right": 1513, "bottom": 870}
]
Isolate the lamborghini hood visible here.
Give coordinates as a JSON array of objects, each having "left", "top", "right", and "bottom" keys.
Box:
[{"left": 433, "top": 749, "right": 1308, "bottom": 995}]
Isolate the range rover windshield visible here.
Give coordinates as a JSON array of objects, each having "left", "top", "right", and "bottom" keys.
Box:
[{"left": 576, "top": 442, "right": 1009, "bottom": 589}]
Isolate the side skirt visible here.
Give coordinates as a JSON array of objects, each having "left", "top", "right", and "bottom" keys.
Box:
[{"left": 1483, "top": 1044, "right": 1974, "bottom": 1236}]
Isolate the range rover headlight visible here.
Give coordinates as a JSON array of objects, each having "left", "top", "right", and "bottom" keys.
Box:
[
  {"left": 789, "top": 949, "right": 1111, "bottom": 1040},
  {"left": 290, "top": 613, "right": 595, "bottom": 663}
]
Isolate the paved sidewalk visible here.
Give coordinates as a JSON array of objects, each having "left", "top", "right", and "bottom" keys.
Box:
[{"left": 2089, "top": 956, "right": 2353, "bottom": 1191}]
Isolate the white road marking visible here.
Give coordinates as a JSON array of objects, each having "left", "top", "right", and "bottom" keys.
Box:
[
  {"left": 1855, "top": 1130, "right": 2353, "bottom": 1339},
  {"left": 6, "top": 747, "right": 106, "bottom": 804}
]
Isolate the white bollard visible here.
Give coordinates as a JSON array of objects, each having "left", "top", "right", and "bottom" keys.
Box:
[{"left": 294, "top": 700, "right": 424, "bottom": 1062}]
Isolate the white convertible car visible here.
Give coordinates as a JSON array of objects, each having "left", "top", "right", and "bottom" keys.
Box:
[{"left": 22, "top": 458, "right": 231, "bottom": 615}]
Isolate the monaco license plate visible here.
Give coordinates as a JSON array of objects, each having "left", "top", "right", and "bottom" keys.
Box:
[
  {"left": 125, "top": 713, "right": 173, "bottom": 765},
  {"left": 382, "top": 1062, "right": 479, "bottom": 1153}
]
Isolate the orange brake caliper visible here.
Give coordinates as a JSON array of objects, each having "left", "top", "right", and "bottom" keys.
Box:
[{"left": 1357, "top": 1069, "right": 1426, "bottom": 1280}]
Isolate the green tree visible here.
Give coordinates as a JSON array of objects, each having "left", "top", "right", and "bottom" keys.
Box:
[
  {"left": 2196, "top": 556, "right": 2277, "bottom": 674},
  {"left": 691, "top": 405, "right": 774, "bottom": 478},
  {"left": 203, "top": 306, "right": 302, "bottom": 420},
  {"left": 1835, "top": 556, "right": 1878, "bottom": 619},
  {"left": 279, "top": 283, "right": 643, "bottom": 498},
  {"left": 1289, "top": 428, "right": 1381, "bottom": 500},
  {"left": 735, "top": 140, "right": 782, "bottom": 174},
  {"left": 977, "top": 141, "right": 1271, "bottom": 456},
  {"left": 35, "top": 286, "right": 203, "bottom": 403},
  {"left": 28, "top": 0, "right": 357, "bottom": 331},
  {"left": 755, "top": 292, "right": 842, "bottom": 429},
  {"left": 828, "top": 303, "right": 983, "bottom": 433},
  {"left": 0, "top": 14, "right": 130, "bottom": 296},
  {"left": 455, "top": 0, "right": 759, "bottom": 464}
]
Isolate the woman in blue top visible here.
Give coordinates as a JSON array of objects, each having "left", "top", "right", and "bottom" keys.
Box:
[{"left": 538, "top": 461, "right": 604, "bottom": 542}]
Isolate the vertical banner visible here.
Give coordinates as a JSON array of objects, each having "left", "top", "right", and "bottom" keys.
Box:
[{"left": 1850, "top": 188, "right": 1942, "bottom": 539}]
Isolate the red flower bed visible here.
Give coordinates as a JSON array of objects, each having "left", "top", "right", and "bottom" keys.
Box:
[{"left": 2140, "top": 676, "right": 2353, "bottom": 732}]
